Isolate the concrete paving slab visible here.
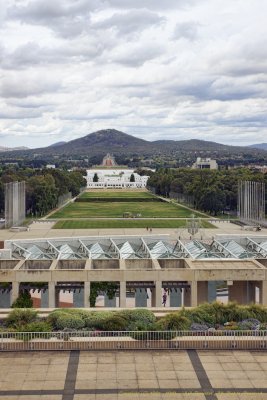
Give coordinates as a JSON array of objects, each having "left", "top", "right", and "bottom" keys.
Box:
[{"left": 1, "top": 349, "right": 267, "bottom": 399}]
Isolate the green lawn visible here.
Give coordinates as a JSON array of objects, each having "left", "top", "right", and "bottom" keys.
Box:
[
  {"left": 79, "top": 190, "right": 154, "bottom": 199},
  {"left": 53, "top": 219, "right": 216, "bottom": 229},
  {"left": 49, "top": 201, "right": 205, "bottom": 219}
]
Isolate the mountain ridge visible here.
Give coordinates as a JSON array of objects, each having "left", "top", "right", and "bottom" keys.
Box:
[{"left": 1, "top": 129, "right": 266, "bottom": 159}]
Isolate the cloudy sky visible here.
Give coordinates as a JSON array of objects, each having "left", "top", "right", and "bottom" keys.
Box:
[{"left": 0, "top": 0, "right": 267, "bottom": 148}]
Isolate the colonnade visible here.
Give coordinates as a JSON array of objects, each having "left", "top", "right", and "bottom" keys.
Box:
[{"left": 1, "top": 279, "right": 267, "bottom": 308}]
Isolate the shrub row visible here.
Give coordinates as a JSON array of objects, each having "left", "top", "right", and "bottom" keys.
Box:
[{"left": 4, "top": 302, "right": 267, "bottom": 333}]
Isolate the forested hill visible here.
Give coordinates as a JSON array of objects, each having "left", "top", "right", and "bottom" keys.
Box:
[{"left": 1, "top": 129, "right": 266, "bottom": 158}]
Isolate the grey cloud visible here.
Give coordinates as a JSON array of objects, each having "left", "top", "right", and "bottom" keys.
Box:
[
  {"left": 8, "top": 0, "right": 98, "bottom": 20},
  {"left": 8, "top": 0, "right": 98, "bottom": 37},
  {"left": 93, "top": 10, "right": 165, "bottom": 35},
  {"left": 172, "top": 21, "right": 200, "bottom": 41},
  {"left": 1, "top": 40, "right": 105, "bottom": 69},
  {"left": 0, "top": 73, "right": 61, "bottom": 98},
  {"left": 108, "top": 43, "right": 165, "bottom": 67},
  {"left": 107, "top": 0, "right": 195, "bottom": 10},
  {"left": 0, "top": 108, "right": 42, "bottom": 119}
]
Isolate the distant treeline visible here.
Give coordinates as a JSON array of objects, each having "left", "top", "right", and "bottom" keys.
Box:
[
  {"left": 0, "top": 167, "right": 86, "bottom": 217},
  {"left": 148, "top": 168, "right": 267, "bottom": 216}
]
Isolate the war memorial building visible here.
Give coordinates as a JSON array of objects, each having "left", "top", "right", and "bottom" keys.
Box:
[{"left": 86, "top": 154, "right": 149, "bottom": 189}]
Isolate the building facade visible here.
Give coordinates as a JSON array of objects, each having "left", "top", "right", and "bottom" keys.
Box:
[
  {"left": 86, "top": 169, "right": 149, "bottom": 189},
  {"left": 192, "top": 157, "right": 218, "bottom": 170}
]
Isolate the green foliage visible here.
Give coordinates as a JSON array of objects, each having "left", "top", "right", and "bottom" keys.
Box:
[
  {"left": 131, "top": 330, "right": 176, "bottom": 340},
  {"left": 84, "top": 311, "right": 114, "bottom": 329},
  {"left": 98, "top": 315, "right": 128, "bottom": 331},
  {"left": 148, "top": 167, "right": 265, "bottom": 215},
  {"left": 12, "top": 291, "right": 33, "bottom": 308},
  {"left": 54, "top": 219, "right": 214, "bottom": 229},
  {"left": 130, "top": 173, "right": 135, "bottom": 182},
  {"left": 6, "top": 308, "right": 38, "bottom": 328},
  {"left": 0, "top": 166, "right": 86, "bottom": 217},
  {"left": 246, "top": 304, "right": 267, "bottom": 322},
  {"left": 156, "top": 313, "right": 191, "bottom": 331},
  {"left": 55, "top": 314, "right": 85, "bottom": 330},
  {"left": 180, "top": 306, "right": 215, "bottom": 325},
  {"left": 117, "top": 309, "right": 156, "bottom": 330},
  {"left": 48, "top": 310, "right": 86, "bottom": 330},
  {"left": 93, "top": 173, "right": 99, "bottom": 182},
  {"left": 89, "top": 282, "right": 118, "bottom": 307},
  {"left": 20, "top": 321, "right": 52, "bottom": 332}
]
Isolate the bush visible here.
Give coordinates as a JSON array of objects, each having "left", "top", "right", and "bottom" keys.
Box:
[
  {"left": 20, "top": 321, "right": 52, "bottom": 332},
  {"left": 247, "top": 304, "right": 267, "bottom": 322},
  {"left": 84, "top": 311, "right": 114, "bottom": 329},
  {"left": 99, "top": 315, "right": 128, "bottom": 331},
  {"left": 118, "top": 309, "right": 156, "bottom": 327},
  {"left": 12, "top": 292, "right": 33, "bottom": 308},
  {"left": 55, "top": 314, "right": 85, "bottom": 330},
  {"left": 156, "top": 313, "right": 190, "bottom": 331},
  {"left": 131, "top": 330, "right": 176, "bottom": 340},
  {"left": 6, "top": 309, "right": 38, "bottom": 328},
  {"left": 190, "top": 323, "right": 210, "bottom": 332},
  {"left": 238, "top": 319, "right": 260, "bottom": 331},
  {"left": 180, "top": 307, "right": 215, "bottom": 325}
]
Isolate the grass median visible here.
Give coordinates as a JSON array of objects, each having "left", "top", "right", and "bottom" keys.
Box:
[{"left": 53, "top": 219, "right": 216, "bottom": 229}]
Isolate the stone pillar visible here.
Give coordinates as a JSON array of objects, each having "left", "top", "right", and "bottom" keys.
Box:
[
  {"left": 11, "top": 282, "right": 19, "bottom": 305},
  {"left": 228, "top": 281, "right": 250, "bottom": 304},
  {"left": 41, "top": 290, "right": 49, "bottom": 308},
  {"left": 259, "top": 281, "right": 267, "bottom": 306},
  {"left": 191, "top": 281, "right": 198, "bottom": 307},
  {"left": 48, "top": 282, "right": 56, "bottom": 308},
  {"left": 84, "top": 282, "right": 90, "bottom": 308},
  {"left": 197, "top": 282, "right": 208, "bottom": 304},
  {"left": 135, "top": 289, "right": 147, "bottom": 307},
  {"left": 184, "top": 281, "right": 198, "bottom": 307},
  {"left": 73, "top": 289, "right": 84, "bottom": 308},
  {"left": 119, "top": 281, "right": 126, "bottom": 308},
  {"left": 151, "top": 281, "right": 162, "bottom": 307},
  {"left": 208, "top": 281, "right": 217, "bottom": 302},
  {"left": 184, "top": 287, "right": 191, "bottom": 307},
  {"left": 0, "top": 291, "right": 11, "bottom": 308},
  {"left": 104, "top": 294, "right": 116, "bottom": 307},
  {"left": 170, "top": 288, "right": 182, "bottom": 307},
  {"left": 247, "top": 282, "right": 256, "bottom": 303}
]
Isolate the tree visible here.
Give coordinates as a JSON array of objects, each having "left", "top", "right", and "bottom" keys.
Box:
[
  {"left": 130, "top": 173, "right": 135, "bottom": 182},
  {"left": 89, "top": 282, "right": 118, "bottom": 307},
  {"left": 12, "top": 291, "right": 33, "bottom": 308},
  {"left": 93, "top": 173, "right": 99, "bottom": 182}
]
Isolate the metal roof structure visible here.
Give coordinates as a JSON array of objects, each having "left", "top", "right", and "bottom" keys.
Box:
[{"left": 3, "top": 235, "right": 267, "bottom": 261}]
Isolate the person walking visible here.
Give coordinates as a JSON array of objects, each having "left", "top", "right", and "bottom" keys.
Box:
[{"left": 162, "top": 291, "right": 167, "bottom": 307}]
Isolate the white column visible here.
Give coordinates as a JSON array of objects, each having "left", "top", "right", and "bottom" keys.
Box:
[
  {"left": 119, "top": 281, "right": 126, "bottom": 308},
  {"left": 11, "top": 282, "right": 19, "bottom": 305},
  {"left": 84, "top": 282, "right": 90, "bottom": 308},
  {"left": 48, "top": 282, "right": 56, "bottom": 308},
  {"left": 154, "top": 281, "right": 162, "bottom": 307},
  {"left": 191, "top": 281, "right": 198, "bottom": 307}
]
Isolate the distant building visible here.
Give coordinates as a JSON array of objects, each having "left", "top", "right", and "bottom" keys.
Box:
[
  {"left": 102, "top": 154, "right": 117, "bottom": 167},
  {"left": 192, "top": 157, "right": 218, "bottom": 170},
  {"left": 86, "top": 169, "right": 149, "bottom": 189},
  {"left": 46, "top": 164, "right": 56, "bottom": 169}
]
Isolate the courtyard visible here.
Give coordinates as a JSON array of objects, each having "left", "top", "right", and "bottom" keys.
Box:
[{"left": 0, "top": 350, "right": 267, "bottom": 400}]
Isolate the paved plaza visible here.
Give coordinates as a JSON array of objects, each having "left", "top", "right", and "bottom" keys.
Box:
[
  {"left": 0, "top": 350, "right": 267, "bottom": 400},
  {"left": 1, "top": 220, "right": 267, "bottom": 242}
]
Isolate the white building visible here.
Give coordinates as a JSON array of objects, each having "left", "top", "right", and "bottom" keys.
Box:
[
  {"left": 86, "top": 169, "right": 149, "bottom": 189},
  {"left": 192, "top": 157, "right": 218, "bottom": 170}
]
